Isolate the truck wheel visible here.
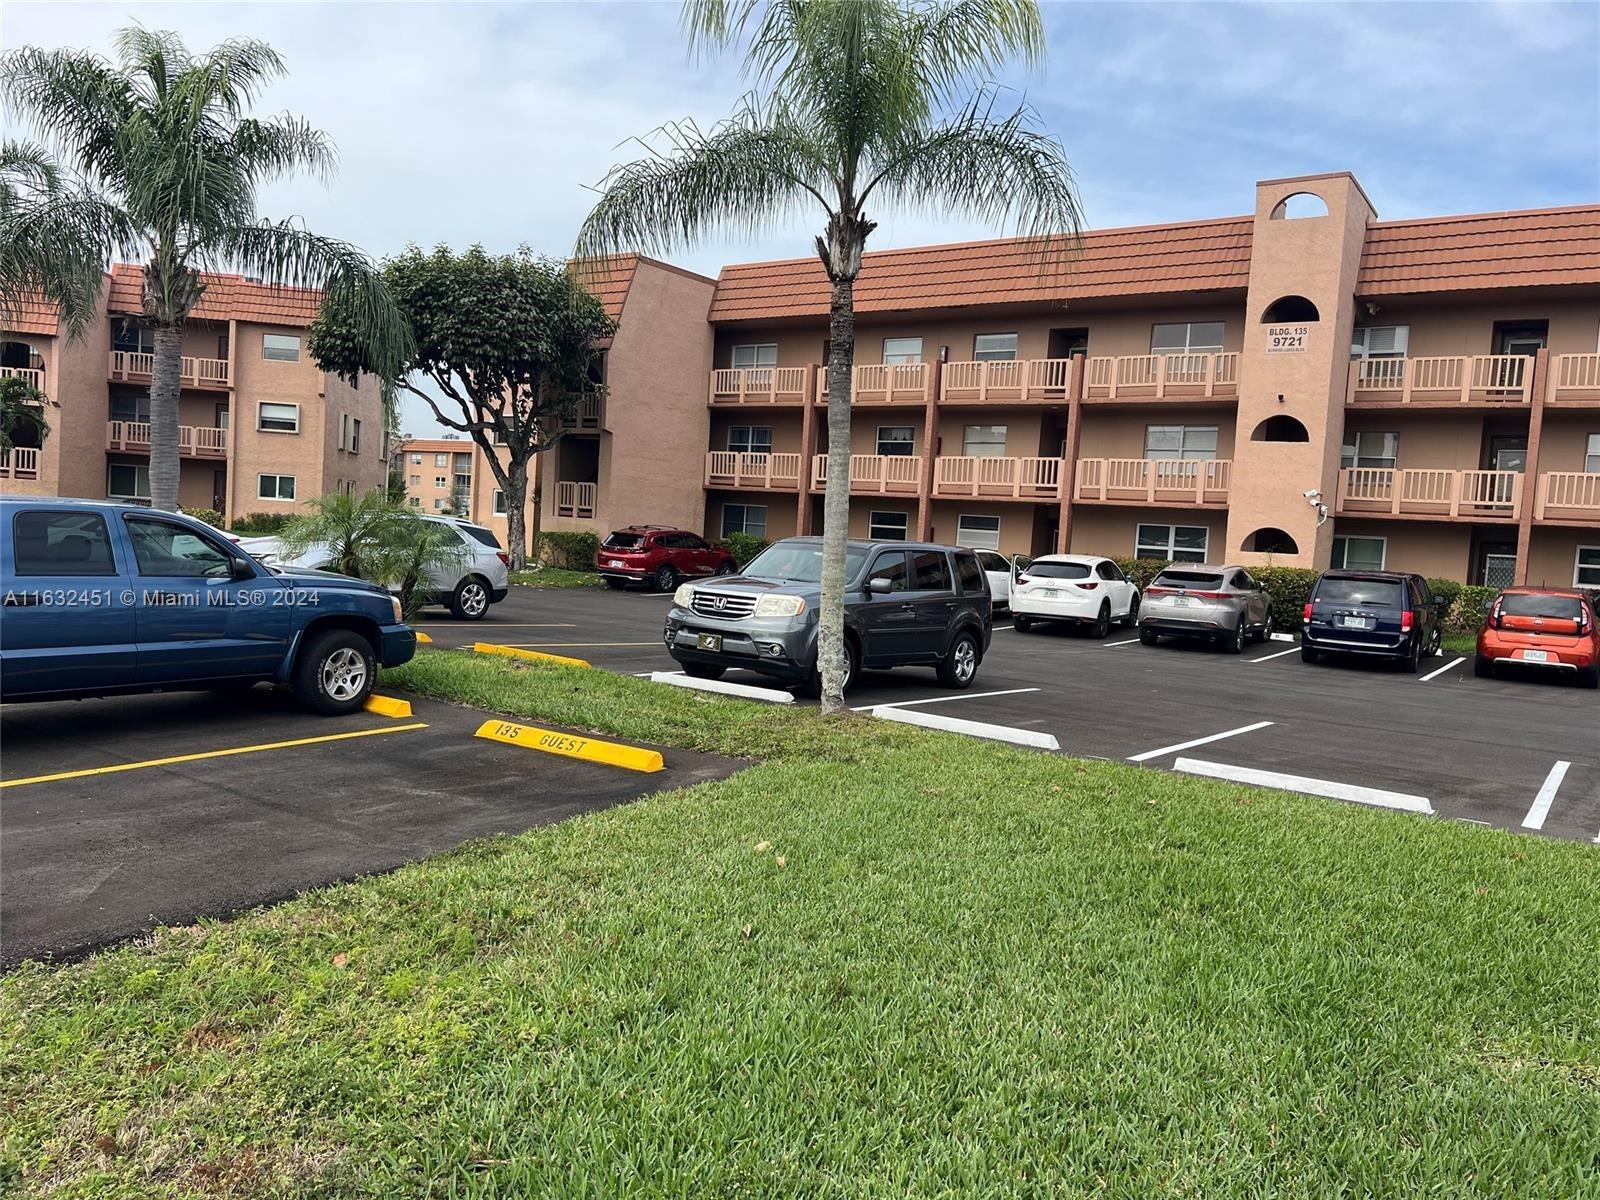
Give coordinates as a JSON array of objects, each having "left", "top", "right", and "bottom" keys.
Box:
[
  {"left": 450, "top": 576, "right": 491, "bottom": 620},
  {"left": 937, "top": 632, "right": 980, "bottom": 689},
  {"left": 799, "top": 638, "right": 856, "bottom": 699},
  {"left": 293, "top": 630, "right": 376, "bottom": 716}
]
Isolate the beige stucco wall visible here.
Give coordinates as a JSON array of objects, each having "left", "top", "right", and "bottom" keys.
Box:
[
  {"left": 1526, "top": 527, "right": 1598, "bottom": 589},
  {"left": 708, "top": 410, "right": 807, "bottom": 454},
  {"left": 1068, "top": 505, "right": 1229, "bottom": 562},
  {"left": 1355, "top": 297, "right": 1600, "bottom": 359},
  {"left": 1537, "top": 412, "right": 1599, "bottom": 473},
  {"left": 226, "top": 321, "right": 329, "bottom": 518},
  {"left": 706, "top": 490, "right": 800, "bottom": 542},
  {"left": 1076, "top": 406, "right": 1237, "bottom": 460}
]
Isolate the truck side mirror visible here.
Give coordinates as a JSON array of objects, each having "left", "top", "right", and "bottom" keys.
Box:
[{"left": 867, "top": 576, "right": 893, "bottom": 595}]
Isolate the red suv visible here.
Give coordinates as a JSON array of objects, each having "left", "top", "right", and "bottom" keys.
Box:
[
  {"left": 1475, "top": 588, "right": 1599, "bottom": 688},
  {"left": 596, "top": 526, "right": 737, "bottom": 592}
]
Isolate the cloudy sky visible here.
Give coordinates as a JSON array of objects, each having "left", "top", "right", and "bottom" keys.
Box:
[{"left": 6, "top": 1, "right": 1598, "bottom": 435}]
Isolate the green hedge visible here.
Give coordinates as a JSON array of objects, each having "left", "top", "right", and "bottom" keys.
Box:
[
  {"left": 720, "top": 532, "right": 768, "bottom": 567},
  {"left": 1112, "top": 558, "right": 1323, "bottom": 632},
  {"left": 178, "top": 506, "right": 224, "bottom": 528},
  {"left": 536, "top": 531, "right": 599, "bottom": 571},
  {"left": 229, "top": 512, "right": 295, "bottom": 535},
  {"left": 1447, "top": 584, "right": 1500, "bottom": 633}
]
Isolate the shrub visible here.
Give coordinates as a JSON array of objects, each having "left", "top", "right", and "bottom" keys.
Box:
[
  {"left": 229, "top": 512, "right": 295, "bottom": 535},
  {"left": 721, "top": 532, "right": 768, "bottom": 567},
  {"left": 1448, "top": 584, "right": 1500, "bottom": 633},
  {"left": 1112, "top": 557, "right": 1170, "bottom": 591},
  {"left": 536, "top": 531, "right": 599, "bottom": 571},
  {"left": 1253, "top": 566, "right": 1320, "bottom": 631},
  {"left": 1425, "top": 577, "right": 1464, "bottom": 616},
  {"left": 179, "top": 506, "right": 224, "bottom": 528}
]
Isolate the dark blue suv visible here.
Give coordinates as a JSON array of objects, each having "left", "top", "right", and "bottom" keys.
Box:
[{"left": 0, "top": 497, "right": 416, "bottom": 714}]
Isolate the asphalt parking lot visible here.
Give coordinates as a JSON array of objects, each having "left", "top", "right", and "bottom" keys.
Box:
[{"left": 422, "top": 583, "right": 1600, "bottom": 844}]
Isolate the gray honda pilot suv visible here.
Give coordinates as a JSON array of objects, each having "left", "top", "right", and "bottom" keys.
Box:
[{"left": 664, "top": 536, "right": 992, "bottom": 696}]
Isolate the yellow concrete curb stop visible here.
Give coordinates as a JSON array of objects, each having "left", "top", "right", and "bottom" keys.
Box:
[
  {"left": 472, "top": 642, "right": 591, "bottom": 668},
  {"left": 364, "top": 694, "right": 414, "bottom": 718},
  {"left": 415, "top": 631, "right": 433, "bottom": 644},
  {"left": 474, "top": 719, "right": 663, "bottom": 773}
]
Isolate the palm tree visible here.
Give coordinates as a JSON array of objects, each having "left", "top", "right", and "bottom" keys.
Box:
[
  {"left": 578, "top": 0, "right": 1082, "bottom": 713},
  {"left": 0, "top": 27, "right": 409, "bottom": 512}
]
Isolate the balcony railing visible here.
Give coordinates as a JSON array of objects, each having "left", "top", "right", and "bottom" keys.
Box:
[
  {"left": 106, "top": 420, "right": 228, "bottom": 458},
  {"left": 932, "top": 455, "right": 1063, "bottom": 499},
  {"left": 1336, "top": 468, "right": 1523, "bottom": 519},
  {"left": 559, "top": 392, "right": 603, "bottom": 430},
  {"left": 0, "top": 365, "right": 45, "bottom": 394},
  {"left": 811, "top": 453, "right": 921, "bottom": 493},
  {"left": 705, "top": 450, "right": 803, "bottom": 489},
  {"left": 0, "top": 447, "right": 40, "bottom": 478},
  {"left": 817, "top": 362, "right": 931, "bottom": 404},
  {"left": 555, "top": 480, "right": 596, "bottom": 518},
  {"left": 1347, "top": 355, "right": 1532, "bottom": 404},
  {"left": 709, "top": 367, "right": 809, "bottom": 405},
  {"left": 1534, "top": 471, "right": 1600, "bottom": 520},
  {"left": 108, "top": 350, "right": 231, "bottom": 388},
  {"left": 1074, "top": 458, "right": 1231, "bottom": 504},
  {"left": 1083, "top": 353, "right": 1238, "bottom": 401},
  {"left": 940, "top": 358, "right": 1074, "bottom": 404},
  {"left": 1551, "top": 353, "right": 1600, "bottom": 402}
]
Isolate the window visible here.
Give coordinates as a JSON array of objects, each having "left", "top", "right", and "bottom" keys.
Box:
[
  {"left": 728, "top": 426, "right": 773, "bottom": 454},
  {"left": 1135, "top": 523, "right": 1208, "bottom": 562},
  {"left": 343, "top": 416, "right": 362, "bottom": 454},
  {"left": 1261, "top": 295, "right": 1319, "bottom": 323},
  {"left": 955, "top": 552, "right": 985, "bottom": 595},
  {"left": 1331, "top": 536, "right": 1387, "bottom": 572},
  {"left": 911, "top": 550, "right": 951, "bottom": 591},
  {"left": 1151, "top": 322, "right": 1224, "bottom": 355},
  {"left": 410, "top": 453, "right": 422, "bottom": 465},
  {"left": 1144, "top": 425, "right": 1217, "bottom": 460},
  {"left": 973, "top": 333, "right": 1018, "bottom": 361},
  {"left": 408, "top": 496, "right": 420, "bottom": 508},
  {"left": 721, "top": 504, "right": 767, "bottom": 538},
  {"left": 215, "top": 404, "right": 230, "bottom": 430},
  {"left": 1586, "top": 433, "right": 1600, "bottom": 473},
  {"left": 257, "top": 474, "right": 296, "bottom": 501},
  {"left": 731, "top": 344, "right": 778, "bottom": 369},
  {"left": 976, "top": 550, "right": 1009, "bottom": 575},
  {"left": 11, "top": 511, "right": 117, "bottom": 576},
  {"left": 262, "top": 333, "right": 301, "bottom": 362},
  {"left": 435, "top": 476, "right": 447, "bottom": 488},
  {"left": 956, "top": 514, "right": 1001, "bottom": 551},
  {"left": 1341, "top": 431, "right": 1399, "bottom": 469},
  {"left": 882, "top": 337, "right": 923, "bottom": 365},
  {"left": 126, "top": 518, "right": 233, "bottom": 578},
  {"left": 409, "top": 474, "right": 420, "bottom": 486},
  {"left": 107, "top": 463, "right": 151, "bottom": 500},
  {"left": 963, "top": 425, "right": 1007, "bottom": 457},
  {"left": 869, "top": 511, "right": 909, "bottom": 541},
  {"left": 866, "top": 550, "right": 911, "bottom": 591},
  {"left": 433, "top": 498, "right": 446, "bottom": 511},
  {"left": 1095, "top": 560, "right": 1123, "bottom": 581},
  {"left": 113, "top": 324, "right": 155, "bottom": 354},
  {"left": 1350, "top": 326, "right": 1410, "bottom": 359},
  {"left": 435, "top": 453, "right": 448, "bottom": 467},
  {"left": 493, "top": 490, "right": 507, "bottom": 515},
  {"left": 258, "top": 402, "right": 299, "bottom": 433},
  {"left": 339, "top": 479, "right": 355, "bottom": 496},
  {"left": 877, "top": 426, "right": 916, "bottom": 457},
  {"left": 1576, "top": 547, "right": 1600, "bottom": 588}
]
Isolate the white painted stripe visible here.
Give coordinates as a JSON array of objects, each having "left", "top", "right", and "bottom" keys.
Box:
[
  {"left": 1103, "top": 638, "right": 1140, "bottom": 647},
  {"left": 1419, "top": 656, "right": 1465, "bottom": 682},
  {"left": 1521, "top": 760, "right": 1571, "bottom": 830},
  {"left": 871, "top": 706, "right": 1059, "bottom": 750},
  {"left": 647, "top": 672, "right": 793, "bottom": 703},
  {"left": 852, "top": 687, "right": 1041, "bottom": 713},
  {"left": 1127, "top": 720, "right": 1274, "bottom": 763},
  {"left": 1269, "top": 632, "right": 1296, "bottom": 643},
  {"left": 1247, "top": 645, "right": 1301, "bottom": 663},
  {"left": 992, "top": 625, "right": 1013, "bottom": 632},
  {"left": 1173, "top": 757, "right": 1435, "bottom": 815},
  {"left": 633, "top": 670, "right": 679, "bottom": 677}
]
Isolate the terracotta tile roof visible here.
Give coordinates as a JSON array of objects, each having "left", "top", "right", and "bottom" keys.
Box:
[
  {"left": 395, "top": 437, "right": 478, "bottom": 453},
  {"left": 1358, "top": 206, "right": 1600, "bottom": 295},
  {"left": 573, "top": 254, "right": 640, "bottom": 321},
  {"left": 3, "top": 295, "right": 61, "bottom": 337},
  {"left": 708, "top": 217, "right": 1254, "bottom": 321},
  {"left": 106, "top": 262, "right": 324, "bottom": 325}
]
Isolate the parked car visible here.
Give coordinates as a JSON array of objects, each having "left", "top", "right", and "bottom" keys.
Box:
[
  {"left": 1300, "top": 570, "right": 1444, "bottom": 672},
  {"left": 597, "top": 526, "right": 736, "bottom": 591},
  {"left": 0, "top": 497, "right": 415, "bottom": 714},
  {"left": 247, "top": 515, "right": 509, "bottom": 620},
  {"left": 1475, "top": 588, "right": 1599, "bottom": 688},
  {"left": 1010, "top": 554, "right": 1139, "bottom": 637},
  {"left": 974, "top": 548, "right": 1020, "bottom": 611},
  {"left": 1138, "top": 563, "right": 1275, "bottom": 653},
  {"left": 663, "top": 536, "right": 992, "bottom": 695}
]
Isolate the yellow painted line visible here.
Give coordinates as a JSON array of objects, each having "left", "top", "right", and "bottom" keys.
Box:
[
  {"left": 415, "top": 631, "right": 433, "bottom": 644},
  {"left": 0, "top": 724, "right": 430, "bottom": 790},
  {"left": 472, "top": 642, "right": 591, "bottom": 668},
  {"left": 495, "top": 641, "right": 661, "bottom": 649},
  {"left": 474, "top": 719, "right": 663, "bottom": 773},
  {"left": 364, "top": 694, "right": 414, "bottom": 718},
  {"left": 415, "top": 623, "right": 577, "bottom": 629}
]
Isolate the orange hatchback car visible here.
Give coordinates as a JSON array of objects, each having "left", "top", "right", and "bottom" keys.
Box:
[{"left": 1475, "top": 588, "right": 1599, "bottom": 688}]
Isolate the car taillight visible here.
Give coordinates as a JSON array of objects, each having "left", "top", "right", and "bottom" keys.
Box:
[
  {"left": 1145, "top": 586, "right": 1173, "bottom": 597},
  {"left": 1014, "top": 575, "right": 1030, "bottom": 589},
  {"left": 496, "top": 551, "right": 509, "bottom": 566},
  {"left": 1077, "top": 581, "right": 1099, "bottom": 591},
  {"left": 1489, "top": 598, "right": 1504, "bottom": 630},
  {"left": 1401, "top": 609, "right": 1414, "bottom": 633},
  {"left": 1185, "top": 590, "right": 1228, "bottom": 601},
  {"left": 1302, "top": 602, "right": 1313, "bottom": 622}
]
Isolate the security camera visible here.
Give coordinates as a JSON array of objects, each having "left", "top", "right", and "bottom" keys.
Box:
[{"left": 1302, "top": 488, "right": 1322, "bottom": 500}]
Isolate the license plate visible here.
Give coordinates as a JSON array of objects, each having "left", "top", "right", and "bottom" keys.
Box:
[
  {"left": 1041, "top": 589, "right": 1058, "bottom": 599},
  {"left": 1521, "top": 649, "right": 1549, "bottom": 662},
  {"left": 1338, "top": 615, "right": 1374, "bottom": 630},
  {"left": 696, "top": 633, "right": 722, "bottom": 652},
  {"left": 1170, "top": 596, "right": 1195, "bottom": 607},
  {"left": 608, "top": 559, "right": 624, "bottom": 568}
]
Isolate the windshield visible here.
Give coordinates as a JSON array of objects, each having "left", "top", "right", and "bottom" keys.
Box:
[
  {"left": 743, "top": 542, "right": 869, "bottom": 583},
  {"left": 1316, "top": 578, "right": 1404, "bottom": 607},
  {"left": 1025, "top": 561, "right": 1091, "bottom": 580},
  {"left": 1155, "top": 570, "right": 1225, "bottom": 589},
  {"left": 603, "top": 532, "right": 645, "bottom": 550},
  {"left": 1502, "top": 594, "right": 1584, "bottom": 620}
]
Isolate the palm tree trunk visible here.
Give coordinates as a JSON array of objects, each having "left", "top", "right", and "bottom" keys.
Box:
[
  {"left": 506, "top": 455, "right": 530, "bottom": 572},
  {"left": 148, "top": 326, "right": 183, "bottom": 511},
  {"left": 818, "top": 276, "right": 856, "bottom": 714}
]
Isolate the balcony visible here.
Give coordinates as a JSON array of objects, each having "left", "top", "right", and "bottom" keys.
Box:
[
  {"left": 811, "top": 453, "right": 920, "bottom": 494},
  {"left": 705, "top": 450, "right": 803, "bottom": 490},
  {"left": 1083, "top": 353, "right": 1238, "bottom": 402},
  {"left": 1551, "top": 354, "right": 1600, "bottom": 404},
  {"left": 559, "top": 392, "right": 603, "bottom": 430},
  {"left": 1336, "top": 468, "right": 1522, "bottom": 520},
  {"left": 108, "top": 350, "right": 231, "bottom": 389},
  {"left": 106, "top": 420, "right": 228, "bottom": 459},
  {"left": 554, "top": 480, "right": 596, "bottom": 518},
  {"left": 1347, "top": 355, "right": 1532, "bottom": 405},
  {"left": 0, "top": 365, "right": 45, "bottom": 395},
  {"left": 0, "top": 447, "right": 40, "bottom": 479},
  {"left": 1074, "top": 458, "right": 1231, "bottom": 506},
  {"left": 1534, "top": 472, "right": 1600, "bottom": 521},
  {"left": 817, "top": 362, "right": 931, "bottom": 405},
  {"left": 709, "top": 367, "right": 809, "bottom": 405},
  {"left": 932, "top": 456, "right": 1063, "bottom": 500},
  {"left": 940, "top": 359, "right": 1074, "bottom": 405}
]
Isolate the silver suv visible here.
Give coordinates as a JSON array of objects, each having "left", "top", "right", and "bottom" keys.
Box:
[{"left": 1138, "top": 563, "right": 1274, "bottom": 653}]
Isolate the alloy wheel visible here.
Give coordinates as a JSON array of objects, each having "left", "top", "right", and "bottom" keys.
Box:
[{"left": 321, "top": 647, "right": 368, "bottom": 702}]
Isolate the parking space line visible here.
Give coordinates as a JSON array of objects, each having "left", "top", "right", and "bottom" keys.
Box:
[
  {"left": 1127, "top": 720, "right": 1274, "bottom": 763},
  {"left": 853, "top": 687, "right": 1042, "bottom": 713},
  {"left": 496, "top": 641, "right": 662, "bottom": 648},
  {"left": 0, "top": 723, "right": 429, "bottom": 790},
  {"left": 414, "top": 623, "right": 578, "bottom": 628},
  {"left": 1247, "top": 646, "right": 1301, "bottom": 664},
  {"left": 1174, "top": 757, "right": 1435, "bottom": 815},
  {"left": 1103, "top": 638, "right": 1141, "bottom": 648},
  {"left": 871, "top": 706, "right": 1059, "bottom": 750},
  {"left": 1521, "top": 760, "right": 1571, "bottom": 831},
  {"left": 1419, "top": 656, "right": 1465, "bottom": 682}
]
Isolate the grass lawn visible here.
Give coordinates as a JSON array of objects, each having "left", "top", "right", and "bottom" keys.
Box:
[
  {"left": 1443, "top": 632, "right": 1479, "bottom": 656},
  {"left": 3, "top": 651, "right": 1597, "bottom": 1196},
  {"left": 508, "top": 567, "right": 602, "bottom": 588}
]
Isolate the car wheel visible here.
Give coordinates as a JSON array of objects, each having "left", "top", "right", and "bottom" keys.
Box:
[
  {"left": 683, "top": 662, "right": 725, "bottom": 680},
  {"left": 1399, "top": 639, "right": 1421, "bottom": 674},
  {"left": 1220, "top": 625, "right": 1244, "bottom": 654},
  {"left": 799, "top": 637, "right": 857, "bottom": 699},
  {"left": 603, "top": 577, "right": 628, "bottom": 590},
  {"left": 937, "top": 632, "right": 980, "bottom": 689},
  {"left": 1012, "top": 615, "right": 1032, "bottom": 633},
  {"left": 1139, "top": 626, "right": 1158, "bottom": 647},
  {"left": 1578, "top": 666, "right": 1600, "bottom": 690},
  {"left": 1300, "top": 643, "right": 1320, "bottom": 665},
  {"left": 1122, "top": 591, "right": 1141, "bottom": 627},
  {"left": 715, "top": 560, "right": 737, "bottom": 576},
  {"left": 1473, "top": 654, "right": 1493, "bottom": 679},
  {"left": 655, "top": 564, "right": 678, "bottom": 592},
  {"left": 1429, "top": 628, "right": 1443, "bottom": 657},
  {"left": 293, "top": 629, "right": 376, "bottom": 716},
  {"left": 450, "top": 576, "right": 491, "bottom": 620},
  {"left": 1089, "top": 601, "right": 1111, "bottom": 639}
]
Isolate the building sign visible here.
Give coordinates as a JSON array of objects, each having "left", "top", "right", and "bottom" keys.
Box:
[{"left": 1267, "top": 325, "right": 1309, "bottom": 353}]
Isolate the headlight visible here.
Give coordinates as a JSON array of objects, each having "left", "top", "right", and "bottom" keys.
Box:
[
  {"left": 673, "top": 583, "right": 696, "bottom": 607},
  {"left": 754, "top": 594, "right": 806, "bottom": 618},
  {"left": 391, "top": 596, "right": 404, "bottom": 623}
]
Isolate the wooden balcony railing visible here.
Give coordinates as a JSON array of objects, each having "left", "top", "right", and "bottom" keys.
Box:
[
  {"left": 817, "top": 362, "right": 931, "bottom": 404},
  {"left": 939, "top": 358, "right": 1074, "bottom": 404},
  {"left": 0, "top": 447, "right": 40, "bottom": 478},
  {"left": 1551, "top": 353, "right": 1600, "bottom": 402},
  {"left": 109, "top": 350, "right": 231, "bottom": 388},
  {"left": 559, "top": 392, "right": 603, "bottom": 430},
  {"left": 1074, "top": 458, "right": 1231, "bottom": 504},
  {"left": 1347, "top": 355, "right": 1533, "bottom": 404},
  {"left": 932, "top": 456, "right": 1063, "bottom": 499},
  {"left": 1082, "top": 353, "right": 1238, "bottom": 401},
  {"left": 705, "top": 450, "right": 803, "bottom": 489},
  {"left": 810, "top": 453, "right": 921, "bottom": 493},
  {"left": 1336, "top": 468, "right": 1523, "bottom": 519},
  {"left": 709, "top": 367, "right": 809, "bottom": 405},
  {"left": 554, "top": 480, "right": 596, "bottom": 518},
  {"left": 0, "top": 365, "right": 45, "bottom": 394},
  {"left": 1535, "top": 471, "right": 1600, "bottom": 519},
  {"left": 106, "top": 420, "right": 228, "bottom": 458}
]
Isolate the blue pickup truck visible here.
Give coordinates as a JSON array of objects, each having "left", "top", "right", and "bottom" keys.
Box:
[{"left": 0, "top": 496, "right": 416, "bottom": 715}]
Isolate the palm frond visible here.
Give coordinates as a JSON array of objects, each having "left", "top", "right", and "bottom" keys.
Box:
[
  {"left": 0, "top": 45, "right": 136, "bottom": 190},
  {"left": 228, "top": 114, "right": 336, "bottom": 187}
]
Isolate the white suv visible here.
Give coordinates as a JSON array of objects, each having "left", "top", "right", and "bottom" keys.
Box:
[{"left": 1010, "top": 554, "right": 1140, "bottom": 638}]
